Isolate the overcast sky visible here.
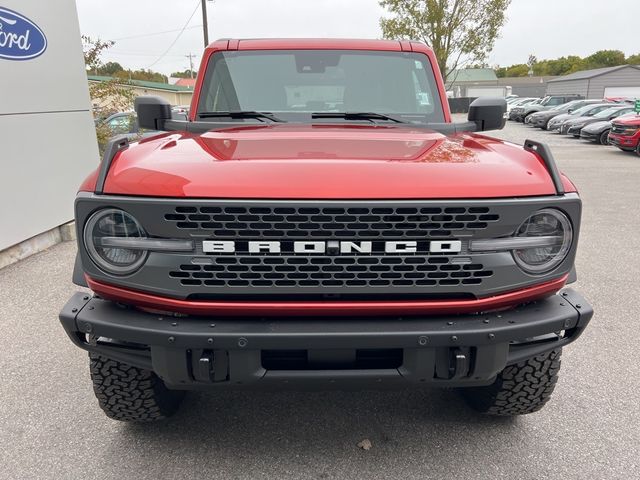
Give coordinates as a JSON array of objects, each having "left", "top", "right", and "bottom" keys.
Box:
[{"left": 75, "top": 0, "right": 640, "bottom": 76}]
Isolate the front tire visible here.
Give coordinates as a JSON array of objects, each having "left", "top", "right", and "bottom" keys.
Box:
[
  {"left": 89, "top": 353, "right": 184, "bottom": 422},
  {"left": 599, "top": 130, "right": 610, "bottom": 145},
  {"left": 461, "top": 349, "right": 561, "bottom": 416}
]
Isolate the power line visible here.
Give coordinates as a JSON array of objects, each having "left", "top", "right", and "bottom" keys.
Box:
[
  {"left": 112, "top": 25, "right": 202, "bottom": 42},
  {"left": 147, "top": 1, "right": 201, "bottom": 69}
]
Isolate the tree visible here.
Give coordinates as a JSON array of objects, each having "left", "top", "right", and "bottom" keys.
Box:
[
  {"left": 584, "top": 50, "right": 626, "bottom": 69},
  {"left": 82, "top": 35, "right": 136, "bottom": 152},
  {"left": 379, "top": 0, "right": 512, "bottom": 81},
  {"left": 97, "top": 61, "right": 124, "bottom": 76},
  {"left": 171, "top": 69, "right": 198, "bottom": 79},
  {"left": 627, "top": 53, "right": 640, "bottom": 65}
]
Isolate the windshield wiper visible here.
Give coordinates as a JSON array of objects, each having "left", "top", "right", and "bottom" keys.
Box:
[
  {"left": 198, "top": 111, "right": 286, "bottom": 122},
  {"left": 311, "top": 112, "right": 408, "bottom": 124}
]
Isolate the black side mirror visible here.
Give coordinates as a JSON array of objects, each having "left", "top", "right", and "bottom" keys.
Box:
[
  {"left": 134, "top": 96, "right": 172, "bottom": 130},
  {"left": 468, "top": 97, "right": 507, "bottom": 131}
]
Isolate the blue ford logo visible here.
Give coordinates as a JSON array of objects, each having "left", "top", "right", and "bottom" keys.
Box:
[{"left": 0, "top": 7, "right": 47, "bottom": 60}]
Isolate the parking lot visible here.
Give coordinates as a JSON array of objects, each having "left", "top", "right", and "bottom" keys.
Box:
[{"left": 1, "top": 119, "right": 639, "bottom": 480}]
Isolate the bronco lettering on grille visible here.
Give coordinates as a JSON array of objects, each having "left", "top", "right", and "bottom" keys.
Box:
[{"left": 202, "top": 240, "right": 463, "bottom": 255}]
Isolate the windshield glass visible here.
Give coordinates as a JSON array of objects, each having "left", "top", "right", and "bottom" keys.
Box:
[
  {"left": 198, "top": 50, "right": 445, "bottom": 123},
  {"left": 571, "top": 104, "right": 600, "bottom": 116},
  {"left": 593, "top": 107, "right": 623, "bottom": 118}
]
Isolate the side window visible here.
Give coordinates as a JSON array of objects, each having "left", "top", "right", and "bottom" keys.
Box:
[{"left": 547, "top": 97, "right": 563, "bottom": 106}]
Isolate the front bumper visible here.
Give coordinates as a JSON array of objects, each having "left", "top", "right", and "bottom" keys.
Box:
[
  {"left": 580, "top": 130, "right": 599, "bottom": 141},
  {"left": 609, "top": 133, "right": 639, "bottom": 150},
  {"left": 60, "top": 289, "right": 593, "bottom": 389}
]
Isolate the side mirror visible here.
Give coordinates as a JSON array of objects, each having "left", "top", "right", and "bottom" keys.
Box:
[
  {"left": 467, "top": 97, "right": 507, "bottom": 131},
  {"left": 134, "top": 96, "right": 172, "bottom": 130},
  {"left": 568, "top": 108, "right": 574, "bottom": 113}
]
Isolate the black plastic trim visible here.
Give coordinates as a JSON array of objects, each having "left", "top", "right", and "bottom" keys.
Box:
[
  {"left": 59, "top": 289, "right": 593, "bottom": 389},
  {"left": 95, "top": 135, "right": 129, "bottom": 195},
  {"left": 523, "top": 139, "right": 565, "bottom": 196}
]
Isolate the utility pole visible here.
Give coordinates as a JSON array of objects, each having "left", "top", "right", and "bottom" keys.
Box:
[
  {"left": 185, "top": 53, "right": 196, "bottom": 79},
  {"left": 201, "top": 0, "right": 210, "bottom": 48}
]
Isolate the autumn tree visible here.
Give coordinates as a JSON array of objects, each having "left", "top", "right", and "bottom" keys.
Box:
[
  {"left": 82, "top": 35, "right": 136, "bottom": 151},
  {"left": 379, "top": 0, "right": 511, "bottom": 82}
]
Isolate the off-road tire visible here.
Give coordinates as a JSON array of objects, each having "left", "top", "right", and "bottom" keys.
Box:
[
  {"left": 89, "top": 353, "right": 184, "bottom": 422},
  {"left": 599, "top": 130, "right": 610, "bottom": 145},
  {"left": 461, "top": 349, "right": 561, "bottom": 416}
]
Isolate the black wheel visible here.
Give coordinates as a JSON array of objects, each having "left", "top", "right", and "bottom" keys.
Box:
[
  {"left": 89, "top": 353, "right": 184, "bottom": 422},
  {"left": 636, "top": 143, "right": 640, "bottom": 157},
  {"left": 460, "top": 349, "right": 561, "bottom": 416},
  {"left": 599, "top": 130, "right": 610, "bottom": 145}
]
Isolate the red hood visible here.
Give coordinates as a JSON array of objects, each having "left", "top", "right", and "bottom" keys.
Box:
[
  {"left": 101, "top": 124, "right": 567, "bottom": 199},
  {"left": 613, "top": 114, "right": 640, "bottom": 126}
]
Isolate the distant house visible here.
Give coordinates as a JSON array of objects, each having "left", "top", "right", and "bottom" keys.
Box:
[
  {"left": 446, "top": 68, "right": 498, "bottom": 97},
  {"left": 546, "top": 65, "right": 640, "bottom": 99},
  {"left": 174, "top": 78, "right": 197, "bottom": 89},
  {"left": 87, "top": 75, "right": 194, "bottom": 107},
  {"left": 446, "top": 68, "right": 555, "bottom": 98}
]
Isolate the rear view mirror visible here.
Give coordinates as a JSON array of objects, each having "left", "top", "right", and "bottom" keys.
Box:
[
  {"left": 135, "top": 96, "right": 172, "bottom": 130},
  {"left": 468, "top": 97, "right": 507, "bottom": 131}
]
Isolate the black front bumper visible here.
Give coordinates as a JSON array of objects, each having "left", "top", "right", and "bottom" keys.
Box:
[{"left": 59, "top": 290, "right": 592, "bottom": 390}]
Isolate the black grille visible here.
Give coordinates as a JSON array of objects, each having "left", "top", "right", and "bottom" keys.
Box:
[
  {"left": 163, "top": 205, "right": 500, "bottom": 239},
  {"left": 611, "top": 123, "right": 635, "bottom": 135},
  {"left": 169, "top": 256, "right": 493, "bottom": 289}
]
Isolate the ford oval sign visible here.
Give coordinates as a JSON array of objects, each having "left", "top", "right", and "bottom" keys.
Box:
[{"left": 0, "top": 7, "right": 47, "bottom": 60}]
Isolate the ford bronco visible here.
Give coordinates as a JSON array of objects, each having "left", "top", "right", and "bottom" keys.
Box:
[{"left": 60, "top": 39, "right": 593, "bottom": 421}]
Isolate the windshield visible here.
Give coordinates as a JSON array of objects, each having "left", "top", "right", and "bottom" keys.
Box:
[
  {"left": 197, "top": 50, "right": 445, "bottom": 123},
  {"left": 593, "top": 107, "right": 623, "bottom": 118},
  {"left": 571, "top": 104, "right": 601, "bottom": 116}
]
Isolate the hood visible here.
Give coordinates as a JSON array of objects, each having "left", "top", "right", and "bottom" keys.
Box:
[
  {"left": 614, "top": 114, "right": 640, "bottom": 126},
  {"left": 566, "top": 115, "right": 594, "bottom": 125},
  {"left": 549, "top": 113, "right": 575, "bottom": 124},
  {"left": 582, "top": 120, "right": 612, "bottom": 133},
  {"left": 102, "top": 124, "right": 560, "bottom": 199}
]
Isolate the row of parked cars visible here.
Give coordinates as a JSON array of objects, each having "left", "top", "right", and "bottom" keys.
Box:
[{"left": 506, "top": 95, "right": 640, "bottom": 155}]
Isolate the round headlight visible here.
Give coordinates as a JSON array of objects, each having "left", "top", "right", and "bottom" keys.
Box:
[
  {"left": 83, "top": 208, "right": 148, "bottom": 275},
  {"left": 513, "top": 209, "right": 573, "bottom": 274}
]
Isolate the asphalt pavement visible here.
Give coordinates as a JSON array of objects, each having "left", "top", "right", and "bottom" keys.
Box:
[{"left": 1, "top": 119, "right": 639, "bottom": 479}]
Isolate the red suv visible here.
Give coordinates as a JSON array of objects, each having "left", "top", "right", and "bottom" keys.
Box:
[
  {"left": 609, "top": 114, "right": 640, "bottom": 155},
  {"left": 59, "top": 39, "right": 592, "bottom": 422}
]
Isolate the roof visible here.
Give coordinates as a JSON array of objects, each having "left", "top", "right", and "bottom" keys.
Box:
[
  {"left": 446, "top": 68, "right": 498, "bottom": 83},
  {"left": 209, "top": 38, "right": 425, "bottom": 52},
  {"left": 87, "top": 75, "right": 193, "bottom": 92},
  {"left": 174, "top": 78, "right": 197, "bottom": 88},
  {"left": 547, "top": 65, "right": 640, "bottom": 83}
]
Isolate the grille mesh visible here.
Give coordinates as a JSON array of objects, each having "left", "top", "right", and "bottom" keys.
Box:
[
  {"left": 169, "top": 256, "right": 493, "bottom": 289},
  {"left": 163, "top": 205, "right": 500, "bottom": 239}
]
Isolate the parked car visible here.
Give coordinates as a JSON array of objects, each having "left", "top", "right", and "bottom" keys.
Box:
[
  {"left": 565, "top": 105, "right": 636, "bottom": 137},
  {"left": 528, "top": 99, "right": 604, "bottom": 129},
  {"left": 547, "top": 103, "right": 612, "bottom": 132},
  {"left": 506, "top": 97, "right": 538, "bottom": 116},
  {"left": 557, "top": 104, "right": 618, "bottom": 134},
  {"left": 98, "top": 112, "right": 139, "bottom": 138},
  {"left": 511, "top": 95, "right": 584, "bottom": 122},
  {"left": 579, "top": 112, "right": 637, "bottom": 145},
  {"left": 609, "top": 114, "right": 640, "bottom": 154}
]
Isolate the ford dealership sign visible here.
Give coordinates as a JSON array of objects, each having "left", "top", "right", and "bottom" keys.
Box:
[{"left": 0, "top": 7, "right": 47, "bottom": 60}]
